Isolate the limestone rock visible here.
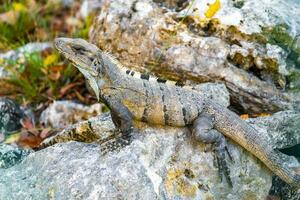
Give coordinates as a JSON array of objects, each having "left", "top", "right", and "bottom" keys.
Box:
[
  {"left": 40, "top": 100, "right": 103, "bottom": 129},
  {"left": 0, "top": 144, "right": 32, "bottom": 169},
  {"left": 2, "top": 109, "right": 300, "bottom": 200},
  {"left": 0, "top": 98, "right": 24, "bottom": 141},
  {"left": 246, "top": 111, "right": 300, "bottom": 149},
  {"left": 89, "top": 0, "right": 292, "bottom": 114},
  {"left": 0, "top": 115, "right": 272, "bottom": 200}
]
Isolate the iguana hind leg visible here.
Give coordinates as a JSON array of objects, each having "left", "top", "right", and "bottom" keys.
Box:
[{"left": 192, "top": 113, "right": 233, "bottom": 186}]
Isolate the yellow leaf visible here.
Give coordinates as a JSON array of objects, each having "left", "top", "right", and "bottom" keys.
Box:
[
  {"left": 4, "top": 132, "right": 21, "bottom": 144},
  {"left": 205, "top": 0, "right": 221, "bottom": 18},
  {"left": 44, "top": 54, "right": 58, "bottom": 66},
  {"left": 0, "top": 58, "right": 4, "bottom": 65},
  {"left": 12, "top": 3, "right": 27, "bottom": 12}
]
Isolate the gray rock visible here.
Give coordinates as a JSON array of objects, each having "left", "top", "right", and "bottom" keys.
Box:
[
  {"left": 40, "top": 100, "right": 103, "bottom": 129},
  {"left": 0, "top": 144, "right": 32, "bottom": 169},
  {"left": 269, "top": 174, "right": 300, "bottom": 200},
  {"left": 247, "top": 111, "right": 300, "bottom": 149},
  {"left": 0, "top": 98, "right": 24, "bottom": 140},
  {"left": 192, "top": 83, "right": 230, "bottom": 108},
  {"left": 3, "top": 108, "right": 300, "bottom": 200},
  {"left": 0, "top": 114, "right": 272, "bottom": 200}
]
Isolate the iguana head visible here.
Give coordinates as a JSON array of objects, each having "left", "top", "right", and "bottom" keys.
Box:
[{"left": 54, "top": 37, "right": 103, "bottom": 100}]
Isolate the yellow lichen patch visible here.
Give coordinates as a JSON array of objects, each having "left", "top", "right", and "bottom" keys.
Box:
[
  {"left": 74, "top": 122, "right": 98, "bottom": 142},
  {"left": 164, "top": 168, "right": 198, "bottom": 198},
  {"left": 205, "top": 0, "right": 221, "bottom": 19}
]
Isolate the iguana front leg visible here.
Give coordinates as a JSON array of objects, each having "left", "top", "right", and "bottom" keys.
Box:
[
  {"left": 104, "top": 98, "right": 134, "bottom": 137},
  {"left": 192, "top": 113, "right": 233, "bottom": 186}
]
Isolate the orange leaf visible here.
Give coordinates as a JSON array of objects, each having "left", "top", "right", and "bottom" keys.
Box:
[
  {"left": 60, "top": 82, "right": 83, "bottom": 96},
  {"left": 240, "top": 114, "right": 249, "bottom": 119},
  {"left": 48, "top": 71, "right": 61, "bottom": 80},
  {"left": 17, "top": 129, "right": 42, "bottom": 148},
  {"left": 40, "top": 128, "right": 54, "bottom": 139}
]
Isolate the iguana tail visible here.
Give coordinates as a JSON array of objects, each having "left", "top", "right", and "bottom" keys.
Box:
[
  {"left": 263, "top": 149, "right": 300, "bottom": 188},
  {"left": 205, "top": 101, "right": 300, "bottom": 188}
]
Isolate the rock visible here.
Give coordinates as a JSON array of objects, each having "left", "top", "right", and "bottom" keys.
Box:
[
  {"left": 2, "top": 109, "right": 300, "bottom": 200},
  {"left": 269, "top": 176, "right": 300, "bottom": 200},
  {"left": 190, "top": 82, "right": 230, "bottom": 107},
  {"left": 89, "top": 0, "right": 293, "bottom": 114},
  {"left": 0, "top": 98, "right": 24, "bottom": 141},
  {"left": 40, "top": 100, "right": 103, "bottom": 129},
  {"left": 0, "top": 144, "right": 32, "bottom": 169},
  {"left": 246, "top": 111, "right": 300, "bottom": 149},
  {"left": 229, "top": 41, "right": 288, "bottom": 87},
  {"left": 80, "top": 0, "right": 103, "bottom": 18},
  {"left": 179, "top": 0, "right": 300, "bottom": 36},
  {"left": 0, "top": 114, "right": 272, "bottom": 200}
]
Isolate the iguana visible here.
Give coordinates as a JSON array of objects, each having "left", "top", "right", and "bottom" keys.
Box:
[{"left": 53, "top": 37, "right": 300, "bottom": 188}]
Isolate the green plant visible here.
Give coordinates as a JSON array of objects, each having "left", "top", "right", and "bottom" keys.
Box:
[{"left": 3, "top": 51, "right": 79, "bottom": 103}]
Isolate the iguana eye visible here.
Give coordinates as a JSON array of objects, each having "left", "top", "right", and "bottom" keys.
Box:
[{"left": 72, "top": 45, "right": 86, "bottom": 55}]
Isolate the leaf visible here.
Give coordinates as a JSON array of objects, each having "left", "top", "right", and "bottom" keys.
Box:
[
  {"left": 4, "top": 132, "right": 21, "bottom": 144},
  {"left": 43, "top": 54, "right": 58, "bottom": 66},
  {"left": 240, "top": 114, "right": 249, "bottom": 119},
  {"left": 12, "top": 3, "right": 27, "bottom": 12},
  {"left": 40, "top": 128, "right": 54, "bottom": 139},
  {"left": 205, "top": 0, "right": 221, "bottom": 18},
  {"left": 17, "top": 129, "right": 42, "bottom": 148},
  {"left": 59, "top": 82, "right": 83, "bottom": 96},
  {"left": 0, "top": 58, "right": 4, "bottom": 65}
]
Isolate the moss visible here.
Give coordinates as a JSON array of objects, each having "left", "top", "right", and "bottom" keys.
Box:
[
  {"left": 260, "top": 24, "right": 294, "bottom": 49},
  {"left": 287, "top": 70, "right": 300, "bottom": 92},
  {"left": 232, "top": 0, "right": 245, "bottom": 9},
  {"left": 257, "top": 24, "right": 300, "bottom": 68}
]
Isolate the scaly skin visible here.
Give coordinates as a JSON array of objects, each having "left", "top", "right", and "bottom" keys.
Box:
[{"left": 54, "top": 37, "right": 300, "bottom": 188}]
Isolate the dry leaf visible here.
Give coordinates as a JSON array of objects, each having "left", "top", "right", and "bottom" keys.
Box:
[
  {"left": 240, "top": 114, "right": 249, "bottom": 119},
  {"left": 60, "top": 82, "right": 83, "bottom": 96}
]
